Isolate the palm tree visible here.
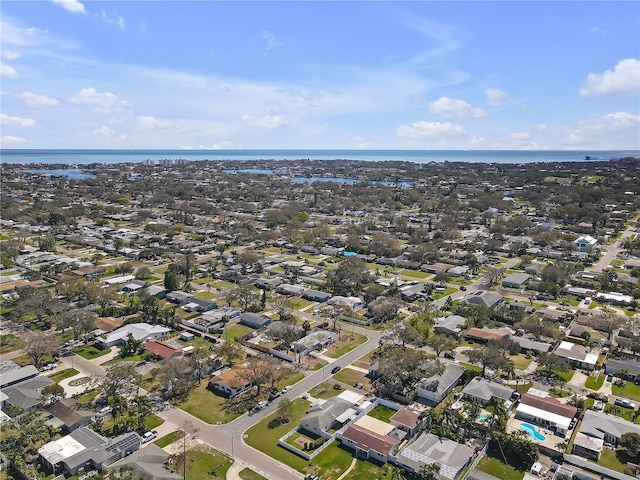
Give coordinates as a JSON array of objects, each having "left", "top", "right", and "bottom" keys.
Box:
[
  {"left": 418, "top": 462, "right": 441, "bottom": 480},
  {"left": 389, "top": 465, "right": 407, "bottom": 480}
]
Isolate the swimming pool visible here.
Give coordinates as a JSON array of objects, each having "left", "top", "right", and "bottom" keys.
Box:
[
  {"left": 520, "top": 423, "right": 546, "bottom": 441},
  {"left": 477, "top": 413, "right": 490, "bottom": 421}
]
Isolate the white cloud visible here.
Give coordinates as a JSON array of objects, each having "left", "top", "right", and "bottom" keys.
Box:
[
  {"left": 69, "top": 88, "right": 129, "bottom": 114},
  {"left": 20, "top": 91, "right": 60, "bottom": 108},
  {"left": 262, "top": 30, "right": 282, "bottom": 51},
  {"left": 580, "top": 58, "right": 640, "bottom": 96},
  {"left": 1, "top": 51, "right": 20, "bottom": 60},
  {"left": 97, "top": 9, "right": 126, "bottom": 30},
  {"left": 396, "top": 120, "right": 465, "bottom": 139},
  {"left": 485, "top": 88, "right": 509, "bottom": 106},
  {"left": 94, "top": 126, "right": 131, "bottom": 143},
  {"left": 428, "top": 97, "right": 487, "bottom": 119},
  {"left": 211, "top": 141, "right": 238, "bottom": 149},
  {"left": 1, "top": 135, "right": 28, "bottom": 145},
  {"left": 52, "top": 0, "right": 85, "bottom": 14},
  {"left": 1, "top": 61, "right": 18, "bottom": 78},
  {"left": 241, "top": 114, "right": 288, "bottom": 129},
  {"left": 137, "top": 115, "right": 191, "bottom": 133},
  {"left": 353, "top": 136, "right": 376, "bottom": 149},
  {"left": 588, "top": 26, "right": 607, "bottom": 34},
  {"left": 0, "top": 113, "right": 37, "bottom": 127}
]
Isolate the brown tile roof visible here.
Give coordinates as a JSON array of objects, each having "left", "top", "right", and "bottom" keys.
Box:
[
  {"left": 520, "top": 393, "right": 577, "bottom": 419},
  {"left": 390, "top": 408, "right": 420, "bottom": 429},
  {"left": 94, "top": 315, "right": 131, "bottom": 332},
  {"left": 144, "top": 340, "right": 182, "bottom": 358},
  {"left": 211, "top": 366, "right": 252, "bottom": 390},
  {"left": 341, "top": 424, "right": 399, "bottom": 456},
  {"left": 465, "top": 328, "right": 506, "bottom": 341}
]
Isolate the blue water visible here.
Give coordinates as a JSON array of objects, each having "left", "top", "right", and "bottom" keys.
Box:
[
  {"left": 520, "top": 423, "right": 546, "bottom": 441},
  {"left": 24, "top": 168, "right": 95, "bottom": 180},
  {"left": 477, "top": 413, "right": 490, "bottom": 421},
  {"left": 1, "top": 149, "right": 638, "bottom": 165}
]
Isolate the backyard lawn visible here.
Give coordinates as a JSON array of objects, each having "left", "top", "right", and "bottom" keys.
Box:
[
  {"left": 245, "top": 398, "right": 311, "bottom": 472},
  {"left": 347, "top": 459, "right": 398, "bottom": 480},
  {"left": 510, "top": 355, "right": 532, "bottom": 370},
  {"left": 367, "top": 405, "right": 396, "bottom": 423},
  {"left": 476, "top": 454, "right": 525, "bottom": 480},
  {"left": 324, "top": 332, "right": 367, "bottom": 359},
  {"left": 225, "top": 323, "right": 254, "bottom": 340},
  {"left": 306, "top": 441, "right": 354, "bottom": 480},
  {"left": 74, "top": 344, "right": 111, "bottom": 360},
  {"left": 596, "top": 448, "right": 635, "bottom": 474},
  {"left": 172, "top": 446, "right": 232, "bottom": 480},
  {"left": 179, "top": 383, "right": 245, "bottom": 424}
]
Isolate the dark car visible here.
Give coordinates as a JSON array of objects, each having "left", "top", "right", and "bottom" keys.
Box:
[
  {"left": 460, "top": 286, "right": 467, "bottom": 291},
  {"left": 331, "top": 366, "right": 341, "bottom": 374},
  {"left": 268, "top": 390, "right": 281, "bottom": 402}
]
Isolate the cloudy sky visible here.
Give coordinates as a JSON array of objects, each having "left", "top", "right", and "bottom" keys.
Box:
[{"left": 1, "top": 1, "right": 639, "bottom": 150}]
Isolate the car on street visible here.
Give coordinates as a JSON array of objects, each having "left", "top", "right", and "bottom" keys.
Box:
[
  {"left": 460, "top": 286, "right": 467, "bottom": 291},
  {"left": 255, "top": 400, "right": 268, "bottom": 410},
  {"left": 281, "top": 385, "right": 292, "bottom": 394},
  {"left": 268, "top": 390, "right": 281, "bottom": 401},
  {"left": 331, "top": 366, "right": 341, "bottom": 374}
]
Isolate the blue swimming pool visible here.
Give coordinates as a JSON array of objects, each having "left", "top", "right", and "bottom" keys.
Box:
[
  {"left": 477, "top": 413, "right": 490, "bottom": 421},
  {"left": 520, "top": 423, "right": 546, "bottom": 441}
]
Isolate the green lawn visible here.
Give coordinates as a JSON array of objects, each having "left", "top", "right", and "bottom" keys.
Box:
[
  {"left": 284, "top": 297, "right": 314, "bottom": 309},
  {"left": 245, "top": 398, "right": 311, "bottom": 472},
  {"left": 0, "top": 333, "right": 24, "bottom": 354},
  {"left": 351, "top": 351, "right": 376, "bottom": 370},
  {"left": 174, "top": 446, "right": 232, "bottom": 480},
  {"left": 307, "top": 441, "right": 355, "bottom": 480},
  {"left": 511, "top": 355, "right": 532, "bottom": 370},
  {"left": 604, "top": 404, "right": 639, "bottom": 423},
  {"left": 238, "top": 467, "right": 268, "bottom": 480},
  {"left": 399, "top": 269, "right": 431, "bottom": 279},
  {"left": 225, "top": 323, "right": 254, "bottom": 340},
  {"left": 73, "top": 344, "right": 111, "bottom": 360},
  {"left": 333, "top": 368, "right": 371, "bottom": 392},
  {"left": 477, "top": 454, "right": 525, "bottom": 480},
  {"left": 144, "top": 413, "right": 164, "bottom": 429},
  {"left": 308, "top": 382, "right": 343, "bottom": 399},
  {"left": 596, "top": 448, "right": 635, "bottom": 474},
  {"left": 459, "top": 362, "right": 482, "bottom": 372},
  {"left": 324, "top": 332, "right": 367, "bottom": 359},
  {"left": 612, "top": 382, "right": 640, "bottom": 403},
  {"left": 347, "top": 460, "right": 398, "bottom": 480},
  {"left": 585, "top": 373, "right": 605, "bottom": 390},
  {"left": 179, "top": 383, "right": 243, "bottom": 424},
  {"left": 47, "top": 368, "right": 80, "bottom": 383},
  {"left": 154, "top": 430, "right": 185, "bottom": 448},
  {"left": 74, "top": 389, "right": 100, "bottom": 405},
  {"left": 367, "top": 405, "right": 396, "bottom": 423}
]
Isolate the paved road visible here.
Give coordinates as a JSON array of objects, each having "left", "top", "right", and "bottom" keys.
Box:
[
  {"left": 591, "top": 217, "right": 638, "bottom": 272},
  {"left": 156, "top": 324, "right": 382, "bottom": 480}
]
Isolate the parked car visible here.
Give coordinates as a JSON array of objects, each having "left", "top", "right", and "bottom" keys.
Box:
[
  {"left": 281, "top": 385, "right": 292, "bottom": 394},
  {"left": 268, "top": 390, "right": 281, "bottom": 402},
  {"left": 331, "top": 366, "right": 341, "bottom": 374},
  {"left": 460, "top": 286, "right": 467, "bottom": 291},
  {"left": 141, "top": 430, "right": 158, "bottom": 443},
  {"left": 443, "top": 351, "right": 455, "bottom": 359},
  {"left": 614, "top": 398, "right": 636, "bottom": 409},
  {"left": 255, "top": 400, "right": 268, "bottom": 410}
]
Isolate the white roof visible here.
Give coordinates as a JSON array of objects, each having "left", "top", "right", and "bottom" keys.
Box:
[
  {"left": 516, "top": 403, "right": 572, "bottom": 429},
  {"left": 337, "top": 389, "right": 365, "bottom": 404},
  {"left": 38, "top": 435, "right": 85, "bottom": 465}
]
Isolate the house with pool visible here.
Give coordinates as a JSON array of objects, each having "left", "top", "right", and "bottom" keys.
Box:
[{"left": 513, "top": 392, "right": 577, "bottom": 438}]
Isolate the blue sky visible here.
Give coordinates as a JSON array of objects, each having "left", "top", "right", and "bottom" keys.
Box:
[{"left": 1, "top": 1, "right": 639, "bottom": 150}]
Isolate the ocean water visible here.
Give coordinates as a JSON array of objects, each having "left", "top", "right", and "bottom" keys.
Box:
[{"left": 1, "top": 149, "right": 638, "bottom": 165}]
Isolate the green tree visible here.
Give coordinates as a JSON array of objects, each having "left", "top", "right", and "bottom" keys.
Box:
[
  {"left": 325, "top": 257, "right": 372, "bottom": 296},
  {"left": 427, "top": 334, "right": 458, "bottom": 357},
  {"left": 619, "top": 432, "right": 640, "bottom": 458},
  {"left": 277, "top": 398, "right": 293, "bottom": 422}
]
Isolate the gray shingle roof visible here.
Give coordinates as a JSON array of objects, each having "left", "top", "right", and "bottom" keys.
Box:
[
  {"left": 579, "top": 410, "right": 640, "bottom": 441},
  {"left": 462, "top": 377, "right": 515, "bottom": 402}
]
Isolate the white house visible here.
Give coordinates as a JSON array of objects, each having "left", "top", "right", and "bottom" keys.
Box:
[
  {"left": 98, "top": 323, "right": 171, "bottom": 348},
  {"left": 574, "top": 235, "right": 597, "bottom": 253}
]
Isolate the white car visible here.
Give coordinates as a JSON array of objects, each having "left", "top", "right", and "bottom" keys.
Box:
[
  {"left": 255, "top": 400, "right": 268, "bottom": 410},
  {"left": 281, "top": 386, "right": 292, "bottom": 394},
  {"left": 141, "top": 430, "right": 157, "bottom": 443}
]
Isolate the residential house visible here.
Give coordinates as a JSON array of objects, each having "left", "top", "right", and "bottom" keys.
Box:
[
  {"left": 2, "top": 375, "right": 54, "bottom": 411},
  {"left": 0, "top": 361, "right": 39, "bottom": 388},
  {"left": 106, "top": 443, "right": 182, "bottom": 480},
  {"left": 462, "top": 377, "right": 516, "bottom": 406},
  {"left": 605, "top": 356, "right": 640, "bottom": 380},
  {"left": 400, "top": 284, "right": 431, "bottom": 302},
  {"left": 460, "top": 291, "right": 502, "bottom": 309},
  {"left": 396, "top": 433, "right": 474, "bottom": 480},
  {"left": 239, "top": 312, "right": 272, "bottom": 329},
  {"left": 434, "top": 315, "right": 466, "bottom": 336},
  {"left": 98, "top": 323, "right": 171, "bottom": 348},
  {"left": 207, "top": 366, "right": 252, "bottom": 398},
  {"left": 302, "top": 289, "right": 332, "bottom": 303},
  {"left": 182, "top": 297, "right": 217, "bottom": 313},
  {"left": 515, "top": 393, "right": 577, "bottom": 436},
  {"left": 464, "top": 327, "right": 509, "bottom": 344},
  {"left": 572, "top": 410, "right": 640, "bottom": 461},
  {"left": 165, "top": 291, "right": 195, "bottom": 304},
  {"left": 420, "top": 263, "right": 450, "bottom": 275},
  {"left": 121, "top": 280, "right": 147, "bottom": 295},
  {"left": 510, "top": 337, "right": 552, "bottom": 356},
  {"left": 338, "top": 424, "right": 400, "bottom": 463},
  {"left": 45, "top": 398, "right": 94, "bottom": 433},
  {"left": 299, "top": 397, "right": 356, "bottom": 437},
  {"left": 501, "top": 273, "right": 530, "bottom": 289},
  {"left": 390, "top": 408, "right": 421, "bottom": 436},
  {"left": 292, "top": 330, "right": 336, "bottom": 354},
  {"left": 327, "top": 296, "right": 364, "bottom": 311},
  {"left": 574, "top": 235, "right": 598, "bottom": 253},
  {"left": 38, "top": 427, "right": 141, "bottom": 475},
  {"left": 553, "top": 341, "right": 599, "bottom": 370},
  {"left": 143, "top": 340, "right": 183, "bottom": 360},
  {"left": 416, "top": 362, "right": 465, "bottom": 405}
]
